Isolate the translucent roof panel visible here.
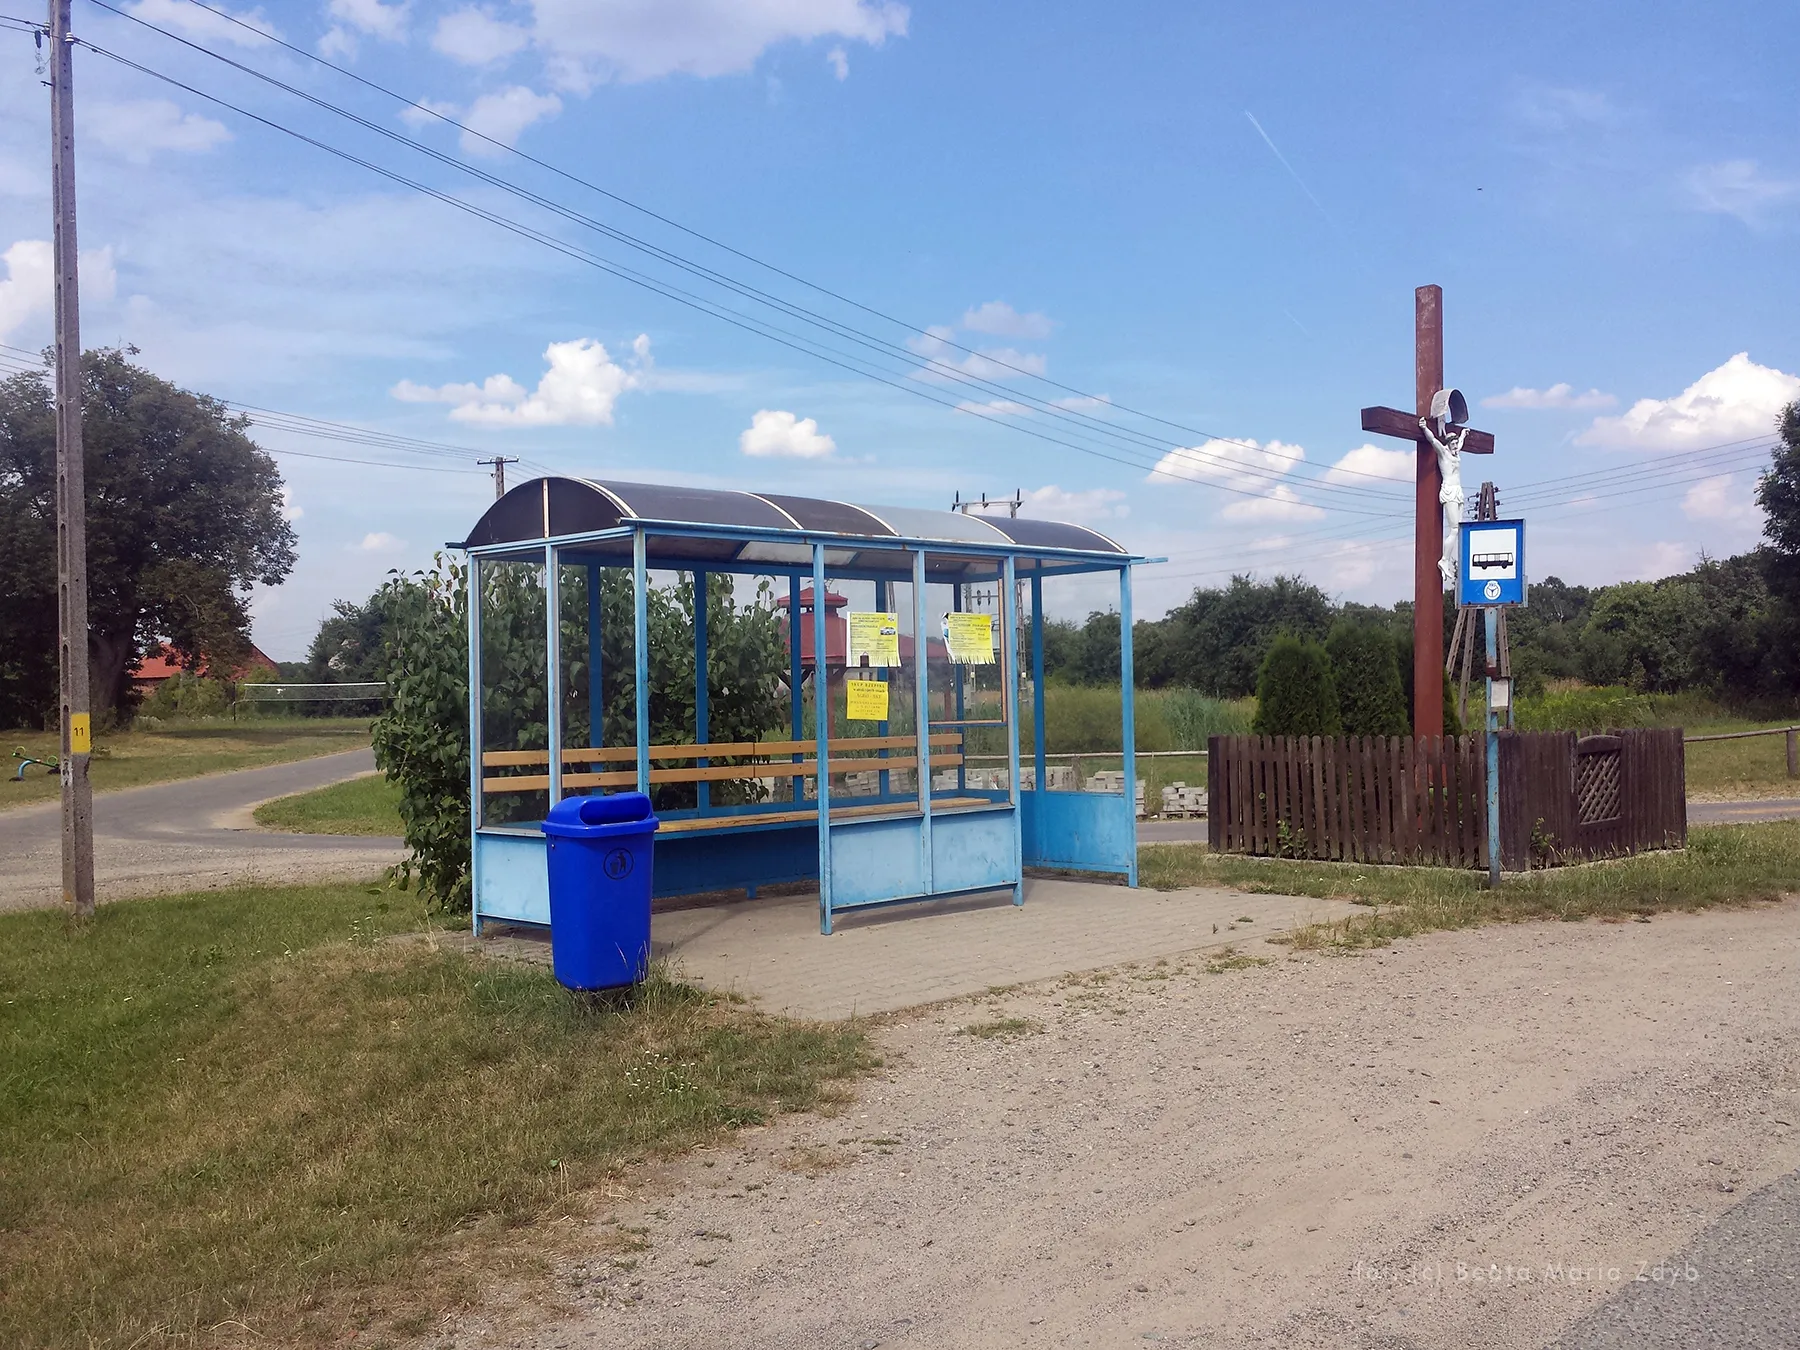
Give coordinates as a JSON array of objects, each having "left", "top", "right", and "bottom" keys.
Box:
[{"left": 456, "top": 477, "right": 1131, "bottom": 566}]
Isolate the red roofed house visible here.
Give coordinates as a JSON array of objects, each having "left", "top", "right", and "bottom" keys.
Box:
[{"left": 130, "top": 642, "right": 279, "bottom": 696}]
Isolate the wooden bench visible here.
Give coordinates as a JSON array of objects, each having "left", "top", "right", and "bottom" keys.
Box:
[{"left": 480, "top": 734, "right": 965, "bottom": 795}]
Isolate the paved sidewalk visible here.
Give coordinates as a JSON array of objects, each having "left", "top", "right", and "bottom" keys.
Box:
[{"left": 477, "top": 878, "right": 1358, "bottom": 1019}]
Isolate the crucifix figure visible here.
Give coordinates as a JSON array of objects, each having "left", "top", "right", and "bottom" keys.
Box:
[
  {"left": 1419, "top": 415, "right": 1468, "bottom": 587},
  {"left": 1357, "top": 285, "right": 1495, "bottom": 738}
]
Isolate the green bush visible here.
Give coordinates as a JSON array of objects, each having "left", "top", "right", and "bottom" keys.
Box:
[
  {"left": 135, "top": 671, "right": 231, "bottom": 721},
  {"left": 1251, "top": 635, "right": 1341, "bottom": 736},
  {"left": 1325, "top": 623, "right": 1408, "bottom": 737},
  {"left": 1515, "top": 684, "right": 1728, "bottom": 732}
]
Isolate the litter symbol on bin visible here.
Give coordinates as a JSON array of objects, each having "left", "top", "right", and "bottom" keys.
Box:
[{"left": 603, "top": 847, "right": 635, "bottom": 880}]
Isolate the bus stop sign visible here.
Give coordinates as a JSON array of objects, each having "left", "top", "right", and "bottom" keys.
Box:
[{"left": 1459, "top": 518, "right": 1526, "bottom": 607}]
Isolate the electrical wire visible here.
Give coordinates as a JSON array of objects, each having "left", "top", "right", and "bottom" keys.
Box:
[
  {"left": 85, "top": 0, "right": 1422, "bottom": 504},
  {"left": 157, "top": 0, "right": 1432, "bottom": 490},
  {"left": 69, "top": 40, "right": 1424, "bottom": 519}
]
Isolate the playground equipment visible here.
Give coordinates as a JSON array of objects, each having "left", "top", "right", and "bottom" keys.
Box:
[{"left": 11, "top": 747, "right": 59, "bottom": 780}]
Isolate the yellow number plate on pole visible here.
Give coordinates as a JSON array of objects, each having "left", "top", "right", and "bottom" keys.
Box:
[{"left": 69, "top": 713, "right": 91, "bottom": 754}]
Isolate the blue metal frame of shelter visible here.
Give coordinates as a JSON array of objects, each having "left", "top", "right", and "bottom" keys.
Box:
[{"left": 459, "top": 478, "right": 1146, "bottom": 935}]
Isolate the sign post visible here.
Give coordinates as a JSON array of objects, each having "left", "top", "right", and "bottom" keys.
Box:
[{"left": 1459, "top": 518, "right": 1526, "bottom": 887}]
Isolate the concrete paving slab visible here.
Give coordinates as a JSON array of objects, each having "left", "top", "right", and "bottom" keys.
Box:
[{"left": 472, "top": 878, "right": 1359, "bottom": 1020}]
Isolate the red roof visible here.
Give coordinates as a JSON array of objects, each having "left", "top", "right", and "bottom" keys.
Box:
[{"left": 131, "top": 642, "right": 279, "bottom": 686}]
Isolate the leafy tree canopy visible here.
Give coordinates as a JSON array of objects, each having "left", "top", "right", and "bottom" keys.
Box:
[{"left": 0, "top": 348, "right": 295, "bottom": 727}]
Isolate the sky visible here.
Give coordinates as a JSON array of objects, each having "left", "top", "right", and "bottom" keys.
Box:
[{"left": 1, "top": 0, "right": 1797, "bottom": 659}]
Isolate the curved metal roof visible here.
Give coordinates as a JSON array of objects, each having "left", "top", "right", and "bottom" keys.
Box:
[{"left": 458, "top": 477, "right": 1129, "bottom": 573}]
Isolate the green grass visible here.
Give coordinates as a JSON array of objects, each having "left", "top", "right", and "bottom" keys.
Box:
[
  {"left": 3, "top": 717, "right": 372, "bottom": 811},
  {"left": 0, "top": 882, "right": 872, "bottom": 1348},
  {"left": 253, "top": 772, "right": 404, "bottom": 835},
  {"left": 1141, "top": 821, "right": 1800, "bottom": 947}
]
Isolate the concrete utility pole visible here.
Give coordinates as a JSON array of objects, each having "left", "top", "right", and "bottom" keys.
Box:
[
  {"left": 49, "top": 0, "right": 94, "bottom": 917},
  {"left": 478, "top": 456, "right": 518, "bottom": 500}
]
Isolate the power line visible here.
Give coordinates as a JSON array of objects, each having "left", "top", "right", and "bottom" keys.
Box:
[
  {"left": 70, "top": 42, "right": 1425, "bottom": 518},
  {"left": 156, "top": 0, "right": 1428, "bottom": 492},
  {"left": 84, "top": 2, "right": 1422, "bottom": 506}
]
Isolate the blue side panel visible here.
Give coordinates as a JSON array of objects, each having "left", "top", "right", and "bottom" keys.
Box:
[
  {"left": 929, "top": 807, "right": 1020, "bottom": 894},
  {"left": 474, "top": 830, "right": 550, "bottom": 926},
  {"left": 828, "top": 815, "right": 929, "bottom": 906},
  {"left": 654, "top": 826, "right": 818, "bottom": 897},
  {"left": 1021, "top": 790, "right": 1134, "bottom": 878}
]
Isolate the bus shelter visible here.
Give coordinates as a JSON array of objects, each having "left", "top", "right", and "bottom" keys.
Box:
[{"left": 457, "top": 477, "right": 1145, "bottom": 935}]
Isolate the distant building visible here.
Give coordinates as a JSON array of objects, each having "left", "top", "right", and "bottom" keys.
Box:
[{"left": 130, "top": 642, "right": 279, "bottom": 696}]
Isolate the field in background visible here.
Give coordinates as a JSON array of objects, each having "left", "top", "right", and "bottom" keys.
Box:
[
  {"left": 0, "top": 881, "right": 871, "bottom": 1348},
  {"left": 2, "top": 718, "right": 372, "bottom": 810}
]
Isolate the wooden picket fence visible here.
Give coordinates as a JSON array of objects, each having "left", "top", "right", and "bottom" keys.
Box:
[
  {"left": 1205, "top": 730, "right": 1687, "bottom": 870},
  {"left": 1207, "top": 734, "right": 1486, "bottom": 867}
]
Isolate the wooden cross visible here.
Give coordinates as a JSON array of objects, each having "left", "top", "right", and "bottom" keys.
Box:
[{"left": 1358, "top": 284, "right": 1495, "bottom": 740}]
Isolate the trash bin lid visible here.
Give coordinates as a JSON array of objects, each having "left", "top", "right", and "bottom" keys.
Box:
[{"left": 541, "top": 792, "right": 660, "bottom": 837}]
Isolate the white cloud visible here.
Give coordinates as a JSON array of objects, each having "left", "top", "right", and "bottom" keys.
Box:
[
  {"left": 1218, "top": 485, "right": 1325, "bottom": 522},
  {"left": 1577, "top": 353, "right": 1800, "bottom": 450},
  {"left": 1051, "top": 394, "right": 1110, "bottom": 411},
  {"left": 0, "top": 240, "right": 108, "bottom": 339},
  {"left": 461, "top": 86, "right": 562, "bottom": 150},
  {"left": 961, "top": 300, "right": 1054, "bottom": 340},
  {"left": 393, "top": 336, "right": 649, "bottom": 425},
  {"left": 434, "top": 7, "right": 532, "bottom": 64},
  {"left": 124, "top": 0, "right": 278, "bottom": 46},
  {"left": 1148, "top": 439, "right": 1324, "bottom": 520},
  {"left": 1147, "top": 437, "right": 1304, "bottom": 488},
  {"left": 739, "top": 408, "right": 836, "bottom": 459},
  {"left": 1481, "top": 382, "right": 1616, "bottom": 411},
  {"left": 1680, "top": 474, "right": 1758, "bottom": 525},
  {"left": 1685, "top": 160, "right": 1799, "bottom": 226},
  {"left": 330, "top": 0, "right": 409, "bottom": 40},
  {"left": 0, "top": 239, "right": 52, "bottom": 340},
  {"left": 1323, "top": 443, "right": 1413, "bottom": 485},
  {"left": 1512, "top": 85, "right": 1620, "bottom": 133},
  {"left": 825, "top": 46, "right": 848, "bottom": 79},
  {"left": 85, "top": 100, "right": 231, "bottom": 163},
  {"left": 528, "top": 0, "right": 908, "bottom": 86},
  {"left": 954, "top": 398, "right": 1031, "bottom": 417},
  {"left": 907, "top": 324, "right": 1046, "bottom": 382},
  {"left": 279, "top": 486, "right": 303, "bottom": 522},
  {"left": 357, "top": 531, "right": 403, "bottom": 551}
]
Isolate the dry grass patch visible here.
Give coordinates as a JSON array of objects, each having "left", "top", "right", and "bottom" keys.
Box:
[
  {"left": 0, "top": 882, "right": 872, "bottom": 1348},
  {"left": 959, "top": 1016, "right": 1043, "bottom": 1040},
  {"left": 1142, "top": 821, "right": 1800, "bottom": 949}
]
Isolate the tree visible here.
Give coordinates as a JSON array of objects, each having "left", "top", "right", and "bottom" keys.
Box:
[
  {"left": 1165, "top": 574, "right": 1333, "bottom": 697},
  {"left": 1251, "top": 635, "right": 1341, "bottom": 736},
  {"left": 1579, "top": 580, "right": 1703, "bottom": 693},
  {"left": 0, "top": 349, "right": 296, "bottom": 726},
  {"left": 1325, "top": 622, "right": 1408, "bottom": 736},
  {"left": 1756, "top": 401, "right": 1800, "bottom": 599}
]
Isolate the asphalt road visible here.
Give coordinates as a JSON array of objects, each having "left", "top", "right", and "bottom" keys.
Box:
[
  {"left": 1548, "top": 1169, "right": 1800, "bottom": 1348},
  {"left": 0, "top": 748, "right": 403, "bottom": 913}
]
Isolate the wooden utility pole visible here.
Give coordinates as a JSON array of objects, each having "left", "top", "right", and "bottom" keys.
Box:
[
  {"left": 1359, "top": 285, "right": 1495, "bottom": 739},
  {"left": 478, "top": 455, "right": 517, "bottom": 500},
  {"left": 49, "top": 0, "right": 95, "bottom": 916}
]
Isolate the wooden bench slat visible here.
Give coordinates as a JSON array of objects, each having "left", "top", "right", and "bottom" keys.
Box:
[
  {"left": 483, "top": 753, "right": 967, "bottom": 794},
  {"left": 482, "top": 733, "right": 962, "bottom": 768}
]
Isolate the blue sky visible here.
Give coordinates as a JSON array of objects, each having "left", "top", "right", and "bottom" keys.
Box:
[{"left": 1, "top": 0, "right": 1797, "bottom": 658}]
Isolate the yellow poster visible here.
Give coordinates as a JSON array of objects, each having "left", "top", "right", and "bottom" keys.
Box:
[
  {"left": 68, "top": 713, "right": 91, "bottom": 754},
  {"left": 846, "top": 611, "right": 901, "bottom": 668},
  {"left": 845, "top": 678, "right": 890, "bottom": 722},
  {"left": 943, "top": 612, "right": 996, "bottom": 664}
]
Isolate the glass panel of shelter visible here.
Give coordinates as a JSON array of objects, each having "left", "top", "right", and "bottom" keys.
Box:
[{"left": 476, "top": 555, "right": 550, "bottom": 828}]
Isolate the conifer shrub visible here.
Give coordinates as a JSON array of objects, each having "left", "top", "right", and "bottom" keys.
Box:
[
  {"left": 1325, "top": 623, "right": 1409, "bottom": 737},
  {"left": 1250, "top": 635, "right": 1342, "bottom": 736}
]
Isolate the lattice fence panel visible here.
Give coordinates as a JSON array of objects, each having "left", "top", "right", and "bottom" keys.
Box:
[{"left": 1575, "top": 749, "right": 1622, "bottom": 824}]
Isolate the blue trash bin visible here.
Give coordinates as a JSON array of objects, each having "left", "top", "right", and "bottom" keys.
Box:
[{"left": 540, "top": 792, "right": 660, "bottom": 991}]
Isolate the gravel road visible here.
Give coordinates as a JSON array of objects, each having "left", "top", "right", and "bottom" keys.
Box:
[
  {"left": 0, "top": 749, "right": 402, "bottom": 912},
  {"left": 459, "top": 900, "right": 1800, "bottom": 1350}
]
